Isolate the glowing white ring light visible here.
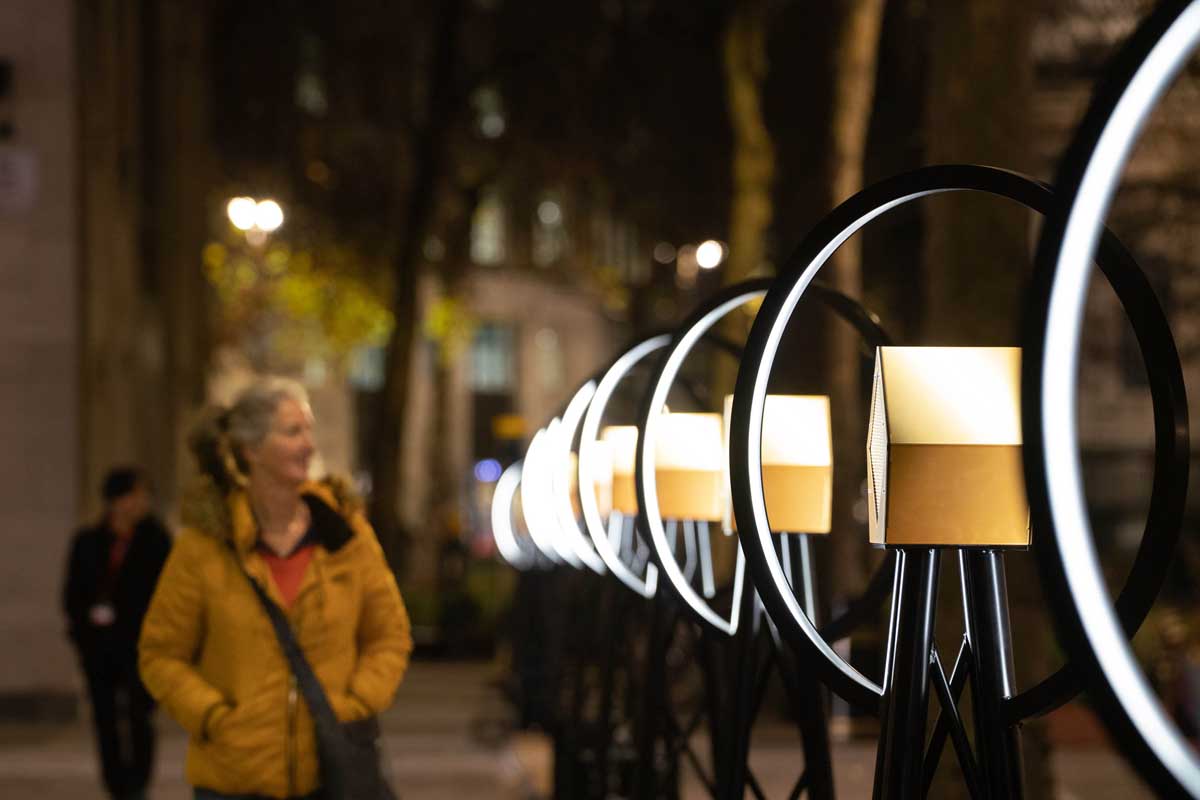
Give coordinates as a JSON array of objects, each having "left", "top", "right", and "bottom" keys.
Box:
[
  {"left": 521, "top": 428, "right": 573, "bottom": 565},
  {"left": 1040, "top": 3, "right": 1200, "bottom": 793},
  {"left": 541, "top": 420, "right": 584, "bottom": 567},
  {"left": 550, "top": 381, "right": 607, "bottom": 574},
  {"left": 638, "top": 291, "right": 763, "bottom": 636},
  {"left": 578, "top": 336, "right": 671, "bottom": 598},
  {"left": 739, "top": 197, "right": 931, "bottom": 696},
  {"left": 491, "top": 460, "right": 535, "bottom": 570}
]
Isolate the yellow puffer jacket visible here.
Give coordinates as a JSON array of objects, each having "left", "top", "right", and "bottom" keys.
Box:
[{"left": 139, "top": 477, "right": 412, "bottom": 798}]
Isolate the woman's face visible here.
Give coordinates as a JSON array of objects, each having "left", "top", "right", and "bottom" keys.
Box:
[{"left": 244, "top": 398, "right": 315, "bottom": 487}]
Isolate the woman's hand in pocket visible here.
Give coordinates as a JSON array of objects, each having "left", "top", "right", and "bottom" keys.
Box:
[
  {"left": 331, "top": 691, "right": 371, "bottom": 722},
  {"left": 203, "top": 701, "right": 236, "bottom": 742}
]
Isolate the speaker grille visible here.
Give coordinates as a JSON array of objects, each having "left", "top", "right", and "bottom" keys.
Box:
[{"left": 867, "top": 363, "right": 888, "bottom": 532}]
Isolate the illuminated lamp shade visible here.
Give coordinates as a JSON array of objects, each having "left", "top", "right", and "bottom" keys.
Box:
[
  {"left": 602, "top": 426, "right": 639, "bottom": 515},
  {"left": 655, "top": 412, "right": 726, "bottom": 522},
  {"left": 866, "top": 346, "right": 1028, "bottom": 548},
  {"left": 724, "top": 394, "right": 833, "bottom": 534},
  {"left": 575, "top": 442, "right": 614, "bottom": 519},
  {"left": 565, "top": 452, "right": 610, "bottom": 519}
]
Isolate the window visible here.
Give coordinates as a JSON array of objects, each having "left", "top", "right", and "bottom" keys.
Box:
[
  {"left": 533, "top": 197, "right": 568, "bottom": 266},
  {"left": 534, "top": 327, "right": 564, "bottom": 391},
  {"left": 470, "top": 189, "right": 506, "bottom": 266},
  {"left": 471, "top": 323, "right": 515, "bottom": 392},
  {"left": 348, "top": 345, "right": 385, "bottom": 391}
]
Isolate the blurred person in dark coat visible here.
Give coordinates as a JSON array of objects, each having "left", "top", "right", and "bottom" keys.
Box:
[{"left": 63, "top": 467, "right": 172, "bottom": 800}]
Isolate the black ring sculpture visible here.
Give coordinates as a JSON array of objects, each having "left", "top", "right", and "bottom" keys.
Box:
[
  {"left": 490, "top": 459, "right": 539, "bottom": 570},
  {"left": 633, "top": 278, "right": 897, "bottom": 638},
  {"left": 1026, "top": 2, "right": 1199, "bottom": 795},
  {"left": 728, "top": 164, "right": 1188, "bottom": 714},
  {"left": 549, "top": 380, "right": 609, "bottom": 575},
  {"left": 635, "top": 278, "right": 774, "bottom": 635},
  {"left": 521, "top": 377, "right": 610, "bottom": 568},
  {"left": 577, "top": 329, "right": 774, "bottom": 600},
  {"left": 578, "top": 332, "right": 675, "bottom": 599}
]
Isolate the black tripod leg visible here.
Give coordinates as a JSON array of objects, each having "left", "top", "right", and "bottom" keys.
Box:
[
  {"left": 634, "top": 591, "right": 680, "bottom": 800},
  {"left": 872, "top": 548, "right": 940, "bottom": 800},
  {"left": 961, "top": 549, "right": 1025, "bottom": 799},
  {"left": 721, "top": 585, "right": 761, "bottom": 799}
]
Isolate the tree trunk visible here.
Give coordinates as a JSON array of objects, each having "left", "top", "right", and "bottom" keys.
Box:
[
  {"left": 368, "top": 0, "right": 465, "bottom": 567},
  {"left": 717, "top": 0, "right": 774, "bottom": 586},
  {"left": 719, "top": 0, "right": 774, "bottom": 342},
  {"left": 722, "top": 0, "right": 775, "bottom": 293},
  {"left": 823, "top": 0, "right": 886, "bottom": 612},
  {"left": 923, "top": 1, "right": 1048, "bottom": 798},
  {"left": 427, "top": 183, "right": 486, "bottom": 532}
]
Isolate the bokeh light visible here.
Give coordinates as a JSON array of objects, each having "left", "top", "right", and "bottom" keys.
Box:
[
  {"left": 226, "top": 197, "right": 257, "bottom": 230},
  {"left": 696, "top": 239, "right": 724, "bottom": 270}
]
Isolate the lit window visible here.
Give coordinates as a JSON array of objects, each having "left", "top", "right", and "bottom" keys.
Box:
[
  {"left": 471, "top": 189, "right": 506, "bottom": 265},
  {"left": 471, "top": 86, "right": 506, "bottom": 140},
  {"left": 349, "top": 345, "right": 385, "bottom": 391},
  {"left": 471, "top": 323, "right": 515, "bottom": 391},
  {"left": 533, "top": 197, "right": 567, "bottom": 266},
  {"left": 535, "top": 327, "right": 564, "bottom": 390}
]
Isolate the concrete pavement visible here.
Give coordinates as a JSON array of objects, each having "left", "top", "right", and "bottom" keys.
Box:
[{"left": 0, "top": 660, "right": 1153, "bottom": 799}]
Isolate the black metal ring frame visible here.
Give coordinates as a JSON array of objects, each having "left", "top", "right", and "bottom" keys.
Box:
[
  {"left": 633, "top": 278, "right": 897, "bottom": 638},
  {"left": 630, "top": 277, "right": 900, "bottom": 800},
  {"left": 578, "top": 329, "right": 705, "bottom": 599},
  {"left": 728, "top": 163, "right": 1188, "bottom": 715},
  {"left": 635, "top": 278, "right": 773, "bottom": 635},
  {"left": 1024, "top": 1, "right": 1200, "bottom": 795}
]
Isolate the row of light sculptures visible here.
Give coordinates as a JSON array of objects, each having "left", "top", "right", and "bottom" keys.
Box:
[
  {"left": 491, "top": 191, "right": 1185, "bottom": 800},
  {"left": 498, "top": 383, "right": 840, "bottom": 580},
  {"left": 487, "top": 5, "right": 1200, "bottom": 796},
  {"left": 492, "top": 340, "right": 1031, "bottom": 789}
]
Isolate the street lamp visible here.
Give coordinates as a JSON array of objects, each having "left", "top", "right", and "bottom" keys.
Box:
[
  {"left": 696, "top": 239, "right": 725, "bottom": 270},
  {"left": 226, "top": 197, "right": 257, "bottom": 230},
  {"left": 226, "top": 196, "right": 285, "bottom": 236},
  {"left": 255, "top": 199, "right": 284, "bottom": 232}
]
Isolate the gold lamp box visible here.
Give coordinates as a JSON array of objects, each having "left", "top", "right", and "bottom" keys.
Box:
[
  {"left": 655, "top": 412, "right": 726, "bottom": 522},
  {"left": 723, "top": 394, "right": 833, "bottom": 534},
  {"left": 602, "top": 426, "right": 639, "bottom": 515},
  {"left": 572, "top": 445, "right": 613, "bottom": 518},
  {"left": 866, "top": 346, "right": 1029, "bottom": 548}
]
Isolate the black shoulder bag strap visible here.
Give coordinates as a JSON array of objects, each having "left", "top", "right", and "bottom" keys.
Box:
[
  {"left": 236, "top": 555, "right": 396, "bottom": 800},
  {"left": 239, "top": 565, "right": 341, "bottom": 730}
]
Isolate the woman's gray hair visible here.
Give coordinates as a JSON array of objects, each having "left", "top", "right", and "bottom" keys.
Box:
[{"left": 188, "top": 376, "right": 311, "bottom": 491}]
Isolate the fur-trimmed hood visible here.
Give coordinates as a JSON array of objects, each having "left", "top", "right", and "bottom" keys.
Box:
[{"left": 179, "top": 473, "right": 365, "bottom": 555}]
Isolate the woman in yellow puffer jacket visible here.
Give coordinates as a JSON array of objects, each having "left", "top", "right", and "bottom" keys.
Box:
[{"left": 139, "top": 377, "right": 412, "bottom": 799}]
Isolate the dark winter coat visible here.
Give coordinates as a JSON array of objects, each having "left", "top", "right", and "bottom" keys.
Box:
[{"left": 62, "top": 516, "right": 172, "bottom": 653}]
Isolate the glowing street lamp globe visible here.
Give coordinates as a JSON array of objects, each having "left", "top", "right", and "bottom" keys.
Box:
[
  {"left": 696, "top": 240, "right": 724, "bottom": 270},
  {"left": 255, "top": 199, "right": 285, "bottom": 232},
  {"left": 226, "top": 196, "right": 257, "bottom": 231}
]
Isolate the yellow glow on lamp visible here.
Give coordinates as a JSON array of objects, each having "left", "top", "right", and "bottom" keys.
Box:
[
  {"left": 724, "top": 394, "right": 833, "bottom": 534},
  {"left": 866, "top": 346, "right": 1029, "bottom": 548},
  {"left": 602, "top": 425, "right": 639, "bottom": 515},
  {"left": 655, "top": 412, "right": 726, "bottom": 522},
  {"left": 570, "top": 446, "right": 613, "bottom": 519}
]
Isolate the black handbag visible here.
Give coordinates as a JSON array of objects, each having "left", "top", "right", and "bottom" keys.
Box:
[{"left": 241, "top": 568, "right": 397, "bottom": 800}]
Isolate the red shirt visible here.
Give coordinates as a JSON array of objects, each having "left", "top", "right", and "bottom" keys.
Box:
[
  {"left": 100, "top": 529, "right": 134, "bottom": 600},
  {"left": 260, "top": 544, "right": 316, "bottom": 608},
  {"left": 107, "top": 534, "right": 132, "bottom": 577}
]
